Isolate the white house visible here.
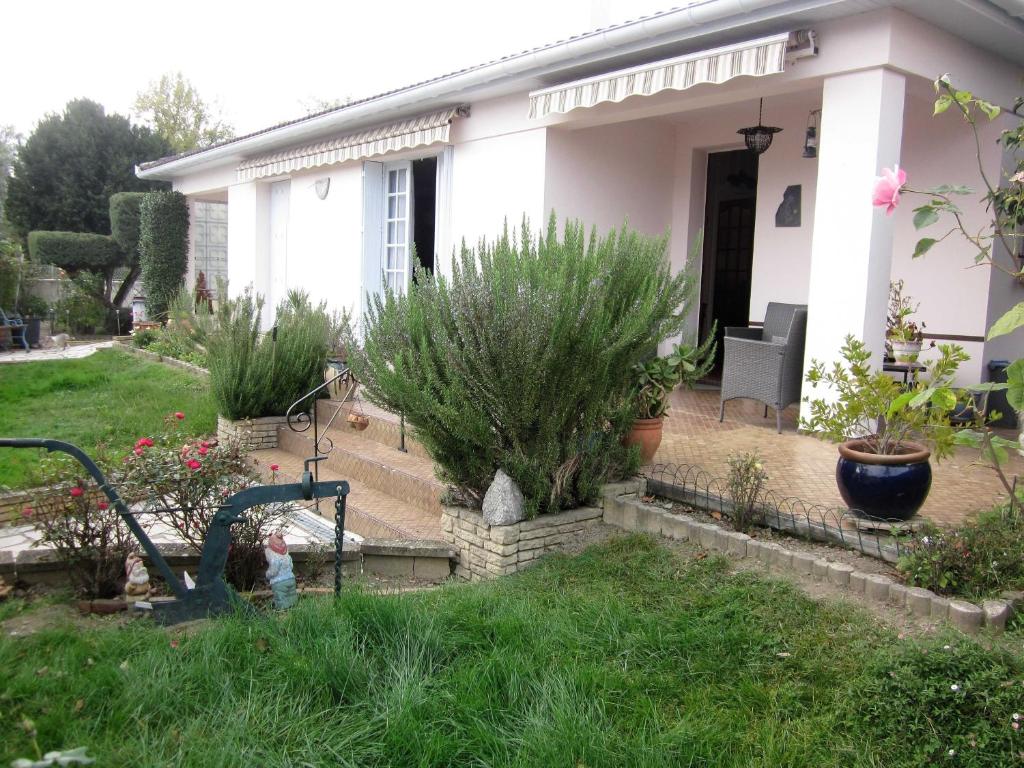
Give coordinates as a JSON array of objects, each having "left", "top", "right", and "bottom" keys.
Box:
[{"left": 137, "top": 0, "right": 1024, "bottom": 394}]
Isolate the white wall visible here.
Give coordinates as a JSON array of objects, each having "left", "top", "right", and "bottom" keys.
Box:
[
  {"left": 890, "top": 89, "right": 1007, "bottom": 383},
  {"left": 283, "top": 164, "right": 364, "bottom": 321},
  {"left": 226, "top": 181, "right": 264, "bottom": 297},
  {"left": 448, "top": 96, "right": 548, "bottom": 267},
  {"left": 543, "top": 120, "right": 676, "bottom": 237}
]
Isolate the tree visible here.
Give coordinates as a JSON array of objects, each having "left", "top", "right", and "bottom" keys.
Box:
[
  {"left": 134, "top": 73, "right": 233, "bottom": 154},
  {"left": 0, "top": 125, "right": 19, "bottom": 226},
  {"left": 139, "top": 191, "right": 189, "bottom": 320},
  {"left": 4, "top": 99, "right": 169, "bottom": 240}
]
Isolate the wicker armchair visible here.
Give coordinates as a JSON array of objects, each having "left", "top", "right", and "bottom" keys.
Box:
[{"left": 719, "top": 302, "right": 808, "bottom": 433}]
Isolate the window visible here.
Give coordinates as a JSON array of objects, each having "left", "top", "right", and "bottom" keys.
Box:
[{"left": 384, "top": 163, "right": 411, "bottom": 292}]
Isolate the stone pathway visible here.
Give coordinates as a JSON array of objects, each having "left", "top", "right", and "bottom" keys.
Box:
[
  {"left": 0, "top": 341, "right": 114, "bottom": 364},
  {"left": 655, "top": 388, "right": 1023, "bottom": 528}
]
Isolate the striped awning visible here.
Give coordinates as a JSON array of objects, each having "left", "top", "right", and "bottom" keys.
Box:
[
  {"left": 528, "top": 33, "right": 791, "bottom": 119},
  {"left": 237, "top": 107, "right": 469, "bottom": 181}
]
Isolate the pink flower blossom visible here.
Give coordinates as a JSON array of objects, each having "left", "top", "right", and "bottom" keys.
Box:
[
  {"left": 186, "top": 459, "right": 202, "bottom": 470},
  {"left": 98, "top": 501, "right": 109, "bottom": 511},
  {"left": 21, "top": 506, "right": 33, "bottom": 519},
  {"left": 270, "top": 464, "right": 280, "bottom": 472},
  {"left": 198, "top": 446, "right": 208, "bottom": 456},
  {"left": 134, "top": 447, "right": 144, "bottom": 456},
  {"left": 170, "top": 640, "right": 180, "bottom": 649},
  {"left": 200, "top": 440, "right": 210, "bottom": 449},
  {"left": 873, "top": 165, "right": 907, "bottom": 215},
  {"left": 174, "top": 412, "right": 185, "bottom": 421},
  {"left": 69, "top": 487, "right": 83, "bottom": 498}
]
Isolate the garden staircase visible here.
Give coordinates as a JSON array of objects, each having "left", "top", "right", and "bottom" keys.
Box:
[{"left": 250, "top": 395, "right": 445, "bottom": 541}]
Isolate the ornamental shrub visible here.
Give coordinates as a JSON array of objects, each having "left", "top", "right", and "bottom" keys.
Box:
[
  {"left": 898, "top": 505, "right": 1024, "bottom": 599},
  {"left": 139, "top": 190, "right": 189, "bottom": 320},
  {"left": 109, "top": 191, "right": 146, "bottom": 264},
  {"left": 354, "top": 215, "right": 697, "bottom": 516},
  {"left": 207, "top": 288, "right": 331, "bottom": 419},
  {"left": 26, "top": 453, "right": 134, "bottom": 598},
  {"left": 118, "top": 413, "right": 287, "bottom": 590},
  {"left": 27, "top": 231, "right": 121, "bottom": 273}
]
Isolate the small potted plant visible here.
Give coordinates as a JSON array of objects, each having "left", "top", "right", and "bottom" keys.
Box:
[
  {"left": 625, "top": 330, "right": 715, "bottom": 463},
  {"left": 802, "top": 336, "right": 967, "bottom": 520},
  {"left": 886, "top": 279, "right": 927, "bottom": 363}
]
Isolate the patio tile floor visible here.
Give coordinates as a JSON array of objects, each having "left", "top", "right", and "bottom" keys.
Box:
[{"left": 655, "top": 387, "right": 1023, "bottom": 528}]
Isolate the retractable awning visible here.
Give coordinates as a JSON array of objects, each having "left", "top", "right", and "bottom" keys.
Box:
[
  {"left": 528, "top": 32, "right": 792, "bottom": 119},
  {"left": 237, "top": 106, "right": 469, "bottom": 182}
]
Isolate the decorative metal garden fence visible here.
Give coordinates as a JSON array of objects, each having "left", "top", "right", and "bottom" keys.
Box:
[{"left": 642, "top": 462, "right": 916, "bottom": 564}]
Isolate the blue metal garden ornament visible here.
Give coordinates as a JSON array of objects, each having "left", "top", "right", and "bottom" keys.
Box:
[{"left": 0, "top": 438, "right": 349, "bottom": 626}]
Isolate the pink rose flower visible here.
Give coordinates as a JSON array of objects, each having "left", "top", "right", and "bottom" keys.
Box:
[
  {"left": 134, "top": 447, "right": 144, "bottom": 456},
  {"left": 198, "top": 446, "right": 208, "bottom": 456},
  {"left": 98, "top": 501, "right": 109, "bottom": 510},
  {"left": 70, "top": 487, "right": 83, "bottom": 498},
  {"left": 873, "top": 165, "right": 907, "bottom": 215},
  {"left": 200, "top": 440, "right": 210, "bottom": 449},
  {"left": 187, "top": 459, "right": 202, "bottom": 470},
  {"left": 270, "top": 464, "right": 280, "bottom": 472},
  {"left": 174, "top": 412, "right": 185, "bottom": 420},
  {"left": 21, "top": 506, "right": 32, "bottom": 519}
]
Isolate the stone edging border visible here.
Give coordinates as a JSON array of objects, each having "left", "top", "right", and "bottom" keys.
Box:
[
  {"left": 114, "top": 341, "right": 209, "bottom": 378},
  {"left": 602, "top": 484, "right": 1016, "bottom": 635},
  {"left": 1, "top": 537, "right": 457, "bottom": 587}
]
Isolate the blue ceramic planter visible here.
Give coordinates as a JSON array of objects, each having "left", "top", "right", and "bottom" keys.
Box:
[{"left": 835, "top": 440, "right": 932, "bottom": 521}]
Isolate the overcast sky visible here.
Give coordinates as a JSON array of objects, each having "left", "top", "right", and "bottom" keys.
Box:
[{"left": 3, "top": 0, "right": 671, "bottom": 139}]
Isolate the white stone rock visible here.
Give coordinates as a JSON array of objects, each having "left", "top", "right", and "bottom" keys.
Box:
[{"left": 482, "top": 469, "right": 526, "bottom": 526}]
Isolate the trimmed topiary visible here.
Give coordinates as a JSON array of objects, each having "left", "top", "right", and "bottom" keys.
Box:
[
  {"left": 27, "top": 231, "right": 122, "bottom": 273},
  {"left": 139, "top": 190, "right": 189, "bottom": 321}
]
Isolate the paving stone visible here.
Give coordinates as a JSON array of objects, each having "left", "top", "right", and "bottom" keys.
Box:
[
  {"left": 771, "top": 546, "right": 793, "bottom": 570},
  {"left": 931, "top": 596, "right": 951, "bottom": 619},
  {"left": 697, "top": 523, "right": 719, "bottom": 551},
  {"left": 983, "top": 599, "right": 1012, "bottom": 631},
  {"left": 888, "top": 583, "right": 908, "bottom": 608},
  {"left": 848, "top": 571, "right": 867, "bottom": 594},
  {"left": 826, "top": 562, "right": 855, "bottom": 588},
  {"left": 661, "top": 514, "right": 689, "bottom": 541},
  {"left": 948, "top": 600, "right": 984, "bottom": 633},
  {"left": 790, "top": 552, "right": 816, "bottom": 576},
  {"left": 812, "top": 559, "right": 830, "bottom": 581},
  {"left": 864, "top": 574, "right": 893, "bottom": 602},
  {"left": 906, "top": 587, "right": 935, "bottom": 616},
  {"left": 637, "top": 506, "right": 666, "bottom": 536},
  {"left": 724, "top": 531, "right": 750, "bottom": 557}
]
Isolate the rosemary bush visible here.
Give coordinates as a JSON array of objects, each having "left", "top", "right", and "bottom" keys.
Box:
[
  {"left": 355, "top": 215, "right": 696, "bottom": 516},
  {"left": 207, "top": 288, "right": 330, "bottom": 419}
]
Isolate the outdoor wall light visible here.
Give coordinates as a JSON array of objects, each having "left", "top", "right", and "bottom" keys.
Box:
[
  {"left": 803, "top": 109, "right": 822, "bottom": 158},
  {"left": 737, "top": 98, "right": 782, "bottom": 155},
  {"left": 315, "top": 177, "right": 330, "bottom": 200}
]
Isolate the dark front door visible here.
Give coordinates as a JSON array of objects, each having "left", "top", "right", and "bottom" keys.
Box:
[{"left": 698, "top": 149, "right": 758, "bottom": 374}]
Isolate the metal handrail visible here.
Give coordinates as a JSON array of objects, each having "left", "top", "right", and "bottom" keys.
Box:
[{"left": 285, "top": 366, "right": 358, "bottom": 489}]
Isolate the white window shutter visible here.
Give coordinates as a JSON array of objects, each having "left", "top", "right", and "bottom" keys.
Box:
[{"left": 361, "top": 161, "right": 385, "bottom": 320}]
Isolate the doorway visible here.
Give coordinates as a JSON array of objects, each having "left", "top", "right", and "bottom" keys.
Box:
[
  {"left": 697, "top": 149, "right": 758, "bottom": 374},
  {"left": 411, "top": 157, "right": 436, "bottom": 276}
]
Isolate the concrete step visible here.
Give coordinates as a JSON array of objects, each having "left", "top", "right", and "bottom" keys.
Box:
[
  {"left": 276, "top": 425, "right": 444, "bottom": 518},
  {"left": 313, "top": 396, "right": 431, "bottom": 461},
  {"left": 251, "top": 449, "right": 443, "bottom": 541}
]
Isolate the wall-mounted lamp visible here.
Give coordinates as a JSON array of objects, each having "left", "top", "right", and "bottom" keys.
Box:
[
  {"left": 315, "top": 177, "right": 330, "bottom": 200},
  {"left": 803, "top": 109, "right": 822, "bottom": 159}
]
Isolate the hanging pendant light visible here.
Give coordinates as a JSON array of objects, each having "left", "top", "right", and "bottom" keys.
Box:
[
  {"left": 802, "top": 109, "right": 821, "bottom": 159},
  {"left": 737, "top": 98, "right": 782, "bottom": 155}
]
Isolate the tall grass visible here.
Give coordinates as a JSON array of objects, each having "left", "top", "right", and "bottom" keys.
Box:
[
  {"left": 2, "top": 536, "right": 1020, "bottom": 767},
  {"left": 207, "top": 289, "right": 330, "bottom": 419}
]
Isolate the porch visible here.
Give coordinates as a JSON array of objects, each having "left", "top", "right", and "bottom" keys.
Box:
[{"left": 658, "top": 387, "right": 1022, "bottom": 528}]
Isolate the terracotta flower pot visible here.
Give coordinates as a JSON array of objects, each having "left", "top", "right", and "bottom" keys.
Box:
[
  {"left": 836, "top": 439, "right": 931, "bottom": 521},
  {"left": 347, "top": 413, "right": 370, "bottom": 431},
  {"left": 624, "top": 417, "right": 664, "bottom": 464}
]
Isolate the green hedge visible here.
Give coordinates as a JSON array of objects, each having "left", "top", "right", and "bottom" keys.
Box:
[
  {"left": 109, "top": 192, "right": 146, "bottom": 266},
  {"left": 139, "top": 191, "right": 189, "bottom": 320},
  {"left": 27, "top": 231, "right": 122, "bottom": 272}
]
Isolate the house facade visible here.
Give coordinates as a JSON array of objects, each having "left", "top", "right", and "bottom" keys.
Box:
[{"left": 137, "top": 0, "right": 1024, "bottom": 395}]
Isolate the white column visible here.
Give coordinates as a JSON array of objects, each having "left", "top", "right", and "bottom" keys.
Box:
[
  {"left": 801, "top": 68, "right": 905, "bottom": 420},
  {"left": 226, "top": 181, "right": 272, "bottom": 324}
]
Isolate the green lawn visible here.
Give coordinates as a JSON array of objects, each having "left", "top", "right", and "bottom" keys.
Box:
[
  {"left": 1, "top": 536, "right": 1019, "bottom": 767},
  {"left": 0, "top": 348, "right": 216, "bottom": 489}
]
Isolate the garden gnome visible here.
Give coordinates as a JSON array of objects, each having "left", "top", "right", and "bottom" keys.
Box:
[
  {"left": 124, "top": 553, "right": 151, "bottom": 601},
  {"left": 265, "top": 531, "right": 298, "bottom": 610}
]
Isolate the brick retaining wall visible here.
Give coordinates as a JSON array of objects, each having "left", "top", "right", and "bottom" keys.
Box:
[
  {"left": 441, "top": 505, "right": 604, "bottom": 581},
  {"left": 216, "top": 415, "right": 288, "bottom": 450}
]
